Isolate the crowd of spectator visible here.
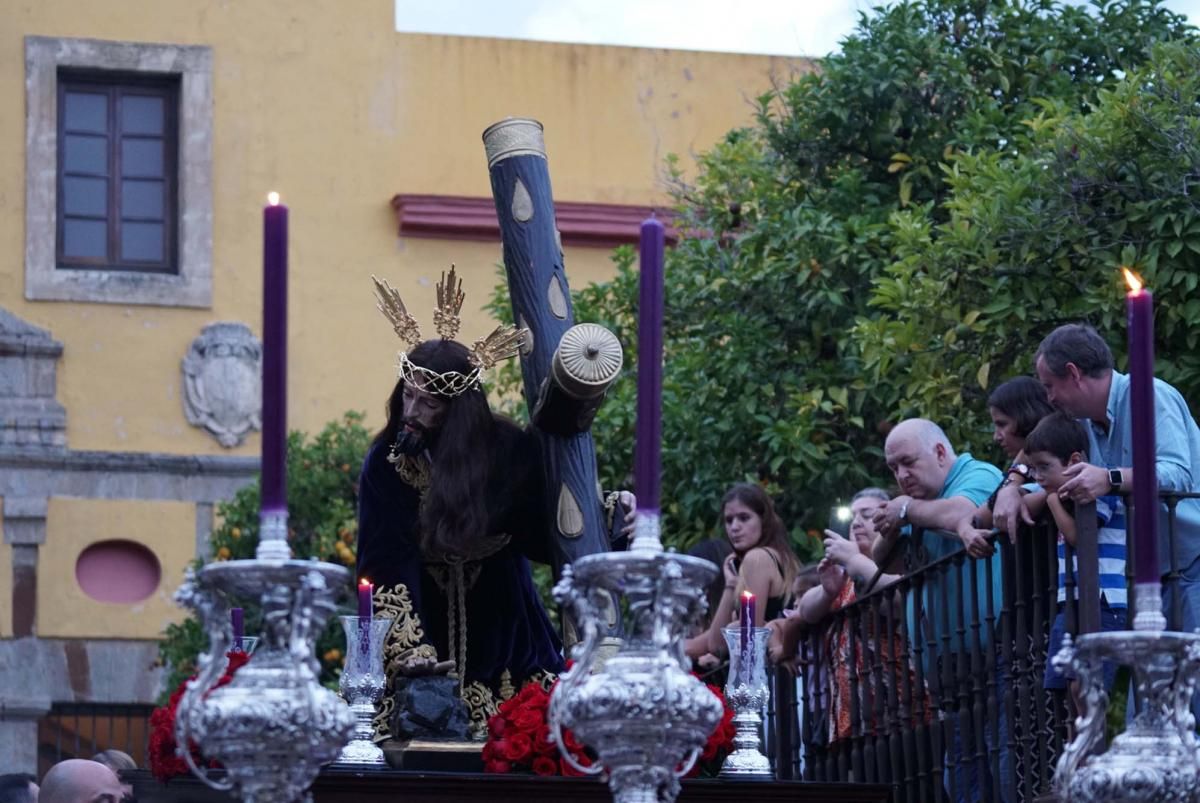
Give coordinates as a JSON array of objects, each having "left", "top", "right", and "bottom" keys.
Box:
[{"left": 686, "top": 322, "right": 1200, "bottom": 800}]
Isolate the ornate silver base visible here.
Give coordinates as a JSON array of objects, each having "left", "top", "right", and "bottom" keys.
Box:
[
  {"left": 335, "top": 702, "right": 386, "bottom": 765},
  {"left": 174, "top": 557, "right": 356, "bottom": 803},
  {"left": 1053, "top": 628, "right": 1200, "bottom": 803},
  {"left": 550, "top": 542, "right": 723, "bottom": 803},
  {"left": 719, "top": 686, "right": 772, "bottom": 778}
]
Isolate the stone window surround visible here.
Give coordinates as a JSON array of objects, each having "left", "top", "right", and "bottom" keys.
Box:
[{"left": 24, "top": 35, "right": 213, "bottom": 308}]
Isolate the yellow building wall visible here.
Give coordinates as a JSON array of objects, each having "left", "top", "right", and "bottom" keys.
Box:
[
  {"left": 37, "top": 499, "right": 194, "bottom": 639},
  {"left": 3, "top": 2, "right": 809, "bottom": 643},
  {"left": 1, "top": 0, "right": 810, "bottom": 457}
]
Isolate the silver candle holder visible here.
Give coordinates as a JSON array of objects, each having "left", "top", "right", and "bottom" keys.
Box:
[
  {"left": 548, "top": 511, "right": 724, "bottom": 803},
  {"left": 1053, "top": 581, "right": 1200, "bottom": 802},
  {"left": 334, "top": 615, "right": 393, "bottom": 766},
  {"left": 173, "top": 513, "right": 356, "bottom": 803},
  {"left": 719, "top": 625, "right": 772, "bottom": 778}
]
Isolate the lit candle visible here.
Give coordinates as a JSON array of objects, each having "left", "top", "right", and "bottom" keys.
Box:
[
  {"left": 231, "top": 607, "right": 244, "bottom": 652},
  {"left": 358, "top": 579, "right": 373, "bottom": 620},
  {"left": 740, "top": 590, "right": 755, "bottom": 652},
  {"left": 261, "top": 193, "right": 288, "bottom": 513},
  {"left": 634, "top": 216, "right": 665, "bottom": 511},
  {"left": 1124, "top": 268, "right": 1159, "bottom": 585}
]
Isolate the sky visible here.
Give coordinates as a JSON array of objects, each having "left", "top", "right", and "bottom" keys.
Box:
[{"left": 396, "top": 0, "right": 1200, "bottom": 58}]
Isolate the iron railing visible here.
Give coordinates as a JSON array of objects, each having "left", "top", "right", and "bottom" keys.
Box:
[{"left": 774, "top": 491, "right": 1199, "bottom": 803}]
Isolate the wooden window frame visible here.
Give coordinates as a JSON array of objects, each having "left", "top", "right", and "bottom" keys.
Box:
[{"left": 56, "top": 70, "right": 180, "bottom": 274}]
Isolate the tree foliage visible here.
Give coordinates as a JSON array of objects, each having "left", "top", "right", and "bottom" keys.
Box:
[
  {"left": 491, "top": 0, "right": 1196, "bottom": 558},
  {"left": 156, "top": 413, "right": 371, "bottom": 699}
]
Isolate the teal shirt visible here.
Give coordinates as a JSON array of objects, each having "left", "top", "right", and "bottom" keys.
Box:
[
  {"left": 1084, "top": 371, "right": 1200, "bottom": 578},
  {"left": 909, "top": 454, "right": 1004, "bottom": 662}
]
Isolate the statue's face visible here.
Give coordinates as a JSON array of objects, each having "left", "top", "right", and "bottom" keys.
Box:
[{"left": 401, "top": 377, "right": 448, "bottom": 435}]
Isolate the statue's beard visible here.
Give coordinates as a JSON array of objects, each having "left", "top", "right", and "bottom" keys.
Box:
[{"left": 393, "top": 420, "right": 435, "bottom": 457}]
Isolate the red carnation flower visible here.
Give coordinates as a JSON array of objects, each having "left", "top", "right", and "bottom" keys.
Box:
[
  {"left": 560, "top": 752, "right": 594, "bottom": 777},
  {"left": 531, "top": 755, "right": 558, "bottom": 776},
  {"left": 503, "top": 732, "right": 534, "bottom": 764}
]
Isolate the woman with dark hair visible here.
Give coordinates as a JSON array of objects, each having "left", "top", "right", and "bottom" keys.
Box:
[
  {"left": 685, "top": 483, "right": 800, "bottom": 660},
  {"left": 356, "top": 337, "right": 564, "bottom": 737},
  {"left": 955, "top": 375, "right": 1054, "bottom": 558},
  {"left": 987, "top": 376, "right": 1054, "bottom": 461}
]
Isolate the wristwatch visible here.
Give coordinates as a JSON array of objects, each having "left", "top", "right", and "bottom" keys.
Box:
[
  {"left": 1008, "top": 463, "right": 1032, "bottom": 481},
  {"left": 1108, "top": 468, "right": 1123, "bottom": 493}
]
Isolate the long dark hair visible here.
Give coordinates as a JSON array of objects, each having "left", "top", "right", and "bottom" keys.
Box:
[
  {"left": 375, "top": 340, "right": 497, "bottom": 557},
  {"left": 720, "top": 483, "right": 800, "bottom": 592},
  {"left": 987, "top": 376, "right": 1054, "bottom": 438}
]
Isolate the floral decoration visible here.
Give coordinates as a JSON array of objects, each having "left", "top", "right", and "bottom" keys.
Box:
[
  {"left": 148, "top": 650, "right": 250, "bottom": 783},
  {"left": 483, "top": 675, "right": 734, "bottom": 778}
]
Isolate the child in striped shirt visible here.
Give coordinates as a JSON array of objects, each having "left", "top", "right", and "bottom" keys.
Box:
[{"left": 1021, "top": 412, "right": 1128, "bottom": 701}]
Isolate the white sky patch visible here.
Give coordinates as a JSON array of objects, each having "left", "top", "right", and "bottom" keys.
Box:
[{"left": 396, "top": 0, "right": 1200, "bottom": 58}]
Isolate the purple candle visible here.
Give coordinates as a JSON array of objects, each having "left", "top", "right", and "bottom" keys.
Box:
[
  {"left": 740, "top": 590, "right": 755, "bottom": 652},
  {"left": 635, "top": 217, "right": 665, "bottom": 511},
  {"left": 1125, "top": 269, "right": 1159, "bottom": 584},
  {"left": 231, "top": 607, "right": 244, "bottom": 651},
  {"left": 262, "top": 193, "right": 288, "bottom": 513},
  {"left": 357, "top": 579, "right": 373, "bottom": 620}
]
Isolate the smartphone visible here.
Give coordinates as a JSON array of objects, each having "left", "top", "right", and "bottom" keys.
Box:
[{"left": 828, "top": 504, "right": 852, "bottom": 538}]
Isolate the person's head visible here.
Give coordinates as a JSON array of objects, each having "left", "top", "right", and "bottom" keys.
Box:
[
  {"left": 376, "top": 338, "right": 493, "bottom": 455},
  {"left": 884, "top": 419, "right": 957, "bottom": 500},
  {"left": 1034, "top": 323, "right": 1114, "bottom": 419},
  {"left": 38, "top": 759, "right": 125, "bottom": 803},
  {"left": 0, "top": 774, "right": 38, "bottom": 803},
  {"left": 1023, "top": 412, "right": 1089, "bottom": 493},
  {"left": 719, "top": 483, "right": 800, "bottom": 588},
  {"left": 376, "top": 339, "right": 500, "bottom": 558},
  {"left": 987, "top": 376, "right": 1054, "bottom": 459},
  {"left": 91, "top": 750, "right": 136, "bottom": 773},
  {"left": 848, "top": 487, "right": 890, "bottom": 556}
]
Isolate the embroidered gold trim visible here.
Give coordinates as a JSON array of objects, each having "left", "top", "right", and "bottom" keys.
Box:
[
  {"left": 370, "top": 583, "right": 434, "bottom": 741},
  {"left": 461, "top": 680, "right": 499, "bottom": 741}
]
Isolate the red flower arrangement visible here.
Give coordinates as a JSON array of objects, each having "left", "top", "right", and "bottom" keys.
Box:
[
  {"left": 483, "top": 675, "right": 735, "bottom": 778},
  {"left": 148, "top": 650, "right": 250, "bottom": 783}
]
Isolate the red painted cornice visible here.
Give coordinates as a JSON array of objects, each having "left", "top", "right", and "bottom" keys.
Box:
[{"left": 390, "top": 194, "right": 678, "bottom": 248}]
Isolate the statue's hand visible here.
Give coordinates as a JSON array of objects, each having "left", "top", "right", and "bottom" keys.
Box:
[{"left": 393, "top": 643, "right": 453, "bottom": 676}]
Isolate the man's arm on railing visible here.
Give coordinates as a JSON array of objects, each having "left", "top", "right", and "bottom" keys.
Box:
[{"left": 904, "top": 495, "right": 979, "bottom": 535}]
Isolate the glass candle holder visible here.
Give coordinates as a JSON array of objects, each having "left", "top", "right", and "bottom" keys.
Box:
[
  {"left": 335, "top": 615, "right": 394, "bottom": 766},
  {"left": 719, "top": 625, "right": 772, "bottom": 778}
]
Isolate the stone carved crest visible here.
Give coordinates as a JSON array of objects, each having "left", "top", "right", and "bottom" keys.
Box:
[{"left": 182, "top": 322, "right": 262, "bottom": 447}]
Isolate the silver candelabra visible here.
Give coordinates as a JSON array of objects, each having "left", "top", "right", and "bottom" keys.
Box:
[
  {"left": 548, "top": 511, "right": 725, "bottom": 803},
  {"left": 1053, "top": 581, "right": 1200, "bottom": 802},
  {"left": 173, "top": 513, "right": 356, "bottom": 803}
]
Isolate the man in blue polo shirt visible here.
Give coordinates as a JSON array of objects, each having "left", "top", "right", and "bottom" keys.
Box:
[
  {"left": 1034, "top": 323, "right": 1200, "bottom": 635},
  {"left": 872, "top": 418, "right": 1005, "bottom": 803}
]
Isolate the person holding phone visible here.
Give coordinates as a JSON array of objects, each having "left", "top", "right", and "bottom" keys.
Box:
[{"left": 685, "top": 483, "right": 800, "bottom": 662}]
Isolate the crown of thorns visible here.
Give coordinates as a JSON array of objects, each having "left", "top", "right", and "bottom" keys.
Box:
[{"left": 372, "top": 265, "right": 526, "bottom": 397}]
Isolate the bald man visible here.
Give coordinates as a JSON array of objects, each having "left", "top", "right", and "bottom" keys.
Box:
[
  {"left": 871, "top": 418, "right": 1007, "bottom": 803},
  {"left": 39, "top": 759, "right": 125, "bottom": 803}
]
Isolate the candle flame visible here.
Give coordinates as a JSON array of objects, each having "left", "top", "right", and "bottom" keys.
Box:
[
  {"left": 359, "top": 577, "right": 371, "bottom": 587},
  {"left": 267, "top": 191, "right": 281, "bottom": 206},
  {"left": 742, "top": 590, "right": 754, "bottom": 600},
  {"left": 1123, "top": 267, "right": 1144, "bottom": 294}
]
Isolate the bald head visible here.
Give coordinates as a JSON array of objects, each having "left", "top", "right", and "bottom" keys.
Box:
[
  {"left": 39, "top": 759, "right": 124, "bottom": 803},
  {"left": 884, "top": 418, "right": 956, "bottom": 500}
]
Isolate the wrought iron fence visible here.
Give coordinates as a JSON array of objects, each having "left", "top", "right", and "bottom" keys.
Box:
[{"left": 772, "top": 491, "right": 1200, "bottom": 803}]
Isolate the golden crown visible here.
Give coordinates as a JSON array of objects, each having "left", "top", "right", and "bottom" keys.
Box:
[{"left": 372, "top": 265, "right": 526, "bottom": 397}]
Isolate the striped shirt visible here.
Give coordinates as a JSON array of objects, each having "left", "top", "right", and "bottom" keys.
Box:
[{"left": 1057, "top": 494, "right": 1127, "bottom": 608}]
